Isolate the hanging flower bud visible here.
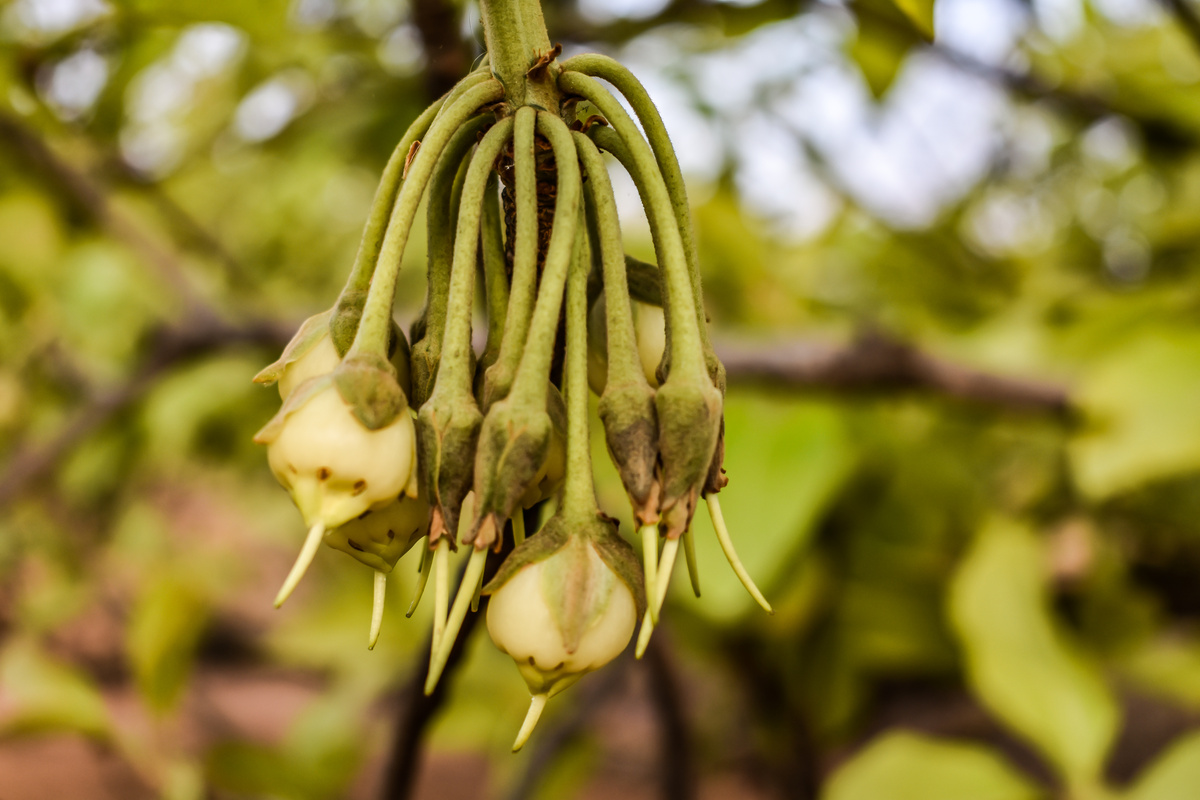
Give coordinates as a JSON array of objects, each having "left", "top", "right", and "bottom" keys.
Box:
[
  {"left": 254, "top": 297, "right": 413, "bottom": 401},
  {"left": 255, "top": 355, "right": 417, "bottom": 607},
  {"left": 483, "top": 514, "right": 644, "bottom": 751},
  {"left": 586, "top": 294, "right": 665, "bottom": 395},
  {"left": 655, "top": 375, "right": 722, "bottom": 539},
  {"left": 324, "top": 492, "right": 429, "bottom": 573}
]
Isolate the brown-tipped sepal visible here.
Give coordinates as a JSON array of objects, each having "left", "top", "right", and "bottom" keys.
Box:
[
  {"left": 415, "top": 389, "right": 483, "bottom": 543},
  {"left": 467, "top": 396, "right": 552, "bottom": 549},
  {"left": 655, "top": 376, "right": 722, "bottom": 539},
  {"left": 598, "top": 380, "right": 661, "bottom": 527}
]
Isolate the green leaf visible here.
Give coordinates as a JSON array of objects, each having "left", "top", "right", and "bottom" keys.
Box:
[
  {"left": 822, "top": 731, "right": 1043, "bottom": 800},
  {"left": 127, "top": 577, "right": 209, "bottom": 713},
  {"left": 1070, "top": 331, "right": 1200, "bottom": 499},
  {"left": 948, "top": 519, "right": 1119, "bottom": 783},
  {"left": 1124, "top": 731, "right": 1200, "bottom": 800},
  {"left": 673, "top": 394, "right": 856, "bottom": 623},
  {"left": 0, "top": 639, "right": 110, "bottom": 739}
]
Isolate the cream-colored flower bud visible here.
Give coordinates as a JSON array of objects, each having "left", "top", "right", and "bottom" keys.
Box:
[
  {"left": 277, "top": 334, "right": 341, "bottom": 400},
  {"left": 486, "top": 537, "right": 637, "bottom": 750},
  {"left": 633, "top": 301, "right": 665, "bottom": 389},
  {"left": 266, "top": 382, "right": 418, "bottom": 531},
  {"left": 325, "top": 492, "right": 429, "bottom": 573}
]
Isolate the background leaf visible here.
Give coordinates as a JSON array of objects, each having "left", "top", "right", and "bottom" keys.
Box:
[
  {"left": 948, "top": 519, "right": 1119, "bottom": 784},
  {"left": 822, "top": 731, "right": 1043, "bottom": 800}
]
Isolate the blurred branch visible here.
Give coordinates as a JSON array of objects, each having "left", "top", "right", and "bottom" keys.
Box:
[
  {"left": 412, "top": 0, "right": 472, "bottom": 100},
  {"left": 644, "top": 636, "right": 697, "bottom": 800},
  {"left": 0, "top": 318, "right": 290, "bottom": 509},
  {"left": 504, "top": 659, "right": 629, "bottom": 800},
  {"left": 549, "top": 0, "right": 809, "bottom": 44},
  {"left": 716, "top": 332, "right": 1073, "bottom": 416},
  {"left": 380, "top": 520, "right": 521, "bottom": 800},
  {"left": 0, "top": 111, "right": 219, "bottom": 323}
]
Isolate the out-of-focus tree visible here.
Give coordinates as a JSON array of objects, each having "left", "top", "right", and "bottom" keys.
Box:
[{"left": 2, "top": 0, "right": 1200, "bottom": 798}]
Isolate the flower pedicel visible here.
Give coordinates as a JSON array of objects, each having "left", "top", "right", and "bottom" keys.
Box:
[{"left": 252, "top": 0, "right": 771, "bottom": 749}]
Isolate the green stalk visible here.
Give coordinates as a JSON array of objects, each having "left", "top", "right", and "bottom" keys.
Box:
[
  {"left": 422, "top": 116, "right": 493, "bottom": 354},
  {"left": 341, "top": 95, "right": 446, "bottom": 295},
  {"left": 348, "top": 79, "right": 504, "bottom": 360},
  {"left": 560, "top": 206, "right": 595, "bottom": 520},
  {"left": 486, "top": 105, "right": 539, "bottom": 407},
  {"left": 558, "top": 71, "right": 706, "bottom": 384},
  {"left": 431, "top": 69, "right": 492, "bottom": 126},
  {"left": 508, "top": 112, "right": 582, "bottom": 407},
  {"left": 436, "top": 117, "right": 516, "bottom": 396},
  {"left": 560, "top": 54, "right": 709, "bottom": 350},
  {"left": 480, "top": 171, "right": 509, "bottom": 375},
  {"left": 572, "top": 131, "right": 644, "bottom": 389}
]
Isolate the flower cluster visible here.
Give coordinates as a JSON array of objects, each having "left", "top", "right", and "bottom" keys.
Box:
[{"left": 253, "top": 0, "right": 770, "bottom": 750}]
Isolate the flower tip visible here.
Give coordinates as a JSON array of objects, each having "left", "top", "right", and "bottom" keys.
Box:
[
  {"left": 274, "top": 521, "right": 326, "bottom": 608},
  {"left": 512, "top": 694, "right": 549, "bottom": 753},
  {"left": 368, "top": 571, "right": 387, "bottom": 649}
]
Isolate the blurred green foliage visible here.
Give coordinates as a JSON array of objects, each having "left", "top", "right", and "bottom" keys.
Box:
[{"left": 3, "top": 0, "right": 1200, "bottom": 798}]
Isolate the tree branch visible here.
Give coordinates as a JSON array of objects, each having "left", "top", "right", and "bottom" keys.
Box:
[
  {"left": 644, "top": 635, "right": 696, "bottom": 800},
  {"left": 716, "top": 331, "right": 1072, "bottom": 416},
  {"left": 0, "top": 318, "right": 290, "bottom": 509}
]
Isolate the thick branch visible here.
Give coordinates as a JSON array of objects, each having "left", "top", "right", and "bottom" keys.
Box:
[{"left": 716, "top": 332, "right": 1072, "bottom": 416}]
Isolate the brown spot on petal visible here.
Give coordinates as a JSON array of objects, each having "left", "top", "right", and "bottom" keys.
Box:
[
  {"left": 317, "top": 467, "right": 331, "bottom": 481},
  {"left": 349, "top": 540, "right": 365, "bottom": 552},
  {"left": 352, "top": 479, "right": 367, "bottom": 495},
  {"left": 288, "top": 463, "right": 298, "bottom": 474},
  {"left": 386, "top": 530, "right": 395, "bottom": 541}
]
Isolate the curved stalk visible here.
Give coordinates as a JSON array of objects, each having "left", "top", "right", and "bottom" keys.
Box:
[
  {"left": 341, "top": 96, "right": 446, "bottom": 295},
  {"left": 431, "top": 69, "right": 492, "bottom": 127},
  {"left": 512, "top": 693, "right": 548, "bottom": 753},
  {"left": 682, "top": 525, "right": 700, "bottom": 597},
  {"left": 572, "top": 131, "right": 644, "bottom": 389},
  {"left": 349, "top": 79, "right": 504, "bottom": 360},
  {"left": 486, "top": 106, "right": 540, "bottom": 408},
  {"left": 560, "top": 54, "right": 708, "bottom": 349},
  {"left": 635, "top": 535, "right": 680, "bottom": 658},
  {"left": 417, "top": 115, "right": 494, "bottom": 399},
  {"left": 437, "top": 117, "right": 516, "bottom": 396},
  {"left": 561, "top": 205, "right": 596, "bottom": 519},
  {"left": 480, "top": 172, "right": 509, "bottom": 375},
  {"left": 508, "top": 112, "right": 583, "bottom": 407},
  {"left": 559, "top": 71, "right": 706, "bottom": 384}
]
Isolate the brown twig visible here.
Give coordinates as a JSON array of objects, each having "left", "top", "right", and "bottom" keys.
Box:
[
  {"left": 716, "top": 331, "right": 1073, "bottom": 416},
  {"left": 411, "top": 0, "right": 472, "bottom": 101},
  {"left": 644, "top": 635, "right": 696, "bottom": 800}
]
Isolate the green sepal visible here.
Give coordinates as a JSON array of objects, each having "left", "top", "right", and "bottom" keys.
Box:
[
  {"left": 468, "top": 395, "right": 552, "bottom": 547},
  {"left": 252, "top": 310, "right": 334, "bottom": 386},
  {"left": 655, "top": 375, "right": 722, "bottom": 538},
  {"left": 333, "top": 354, "right": 408, "bottom": 431},
  {"left": 416, "top": 389, "right": 483, "bottom": 540},
  {"left": 330, "top": 291, "right": 367, "bottom": 356},
  {"left": 481, "top": 516, "right": 569, "bottom": 595},
  {"left": 587, "top": 513, "right": 647, "bottom": 619},
  {"left": 598, "top": 380, "right": 661, "bottom": 526},
  {"left": 251, "top": 373, "right": 335, "bottom": 444}
]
